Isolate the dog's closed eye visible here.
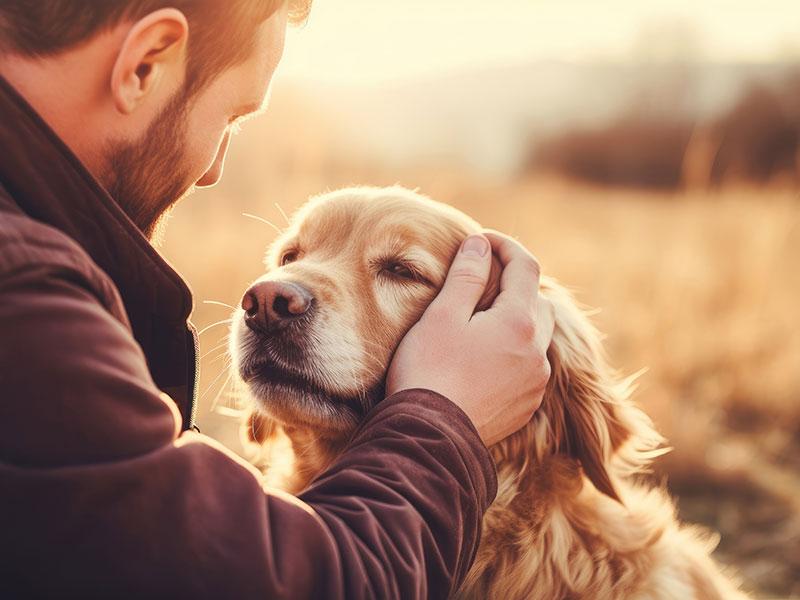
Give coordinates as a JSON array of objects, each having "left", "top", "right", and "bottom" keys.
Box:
[{"left": 373, "top": 257, "right": 431, "bottom": 286}]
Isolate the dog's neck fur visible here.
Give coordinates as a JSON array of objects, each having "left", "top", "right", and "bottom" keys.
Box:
[
  {"left": 272, "top": 425, "right": 741, "bottom": 600},
  {"left": 279, "top": 426, "right": 346, "bottom": 493},
  {"left": 461, "top": 444, "right": 657, "bottom": 599},
  {"left": 266, "top": 423, "right": 660, "bottom": 599}
]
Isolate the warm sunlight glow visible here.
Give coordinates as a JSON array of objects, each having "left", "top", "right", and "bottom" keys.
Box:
[{"left": 280, "top": 0, "right": 800, "bottom": 84}]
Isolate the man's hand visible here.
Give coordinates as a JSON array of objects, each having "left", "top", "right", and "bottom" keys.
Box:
[{"left": 386, "top": 232, "right": 555, "bottom": 447}]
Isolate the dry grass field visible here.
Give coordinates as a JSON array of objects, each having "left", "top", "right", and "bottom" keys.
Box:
[{"left": 160, "top": 99, "right": 800, "bottom": 596}]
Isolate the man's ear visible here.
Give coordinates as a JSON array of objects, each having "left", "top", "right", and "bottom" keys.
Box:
[{"left": 110, "top": 8, "right": 189, "bottom": 115}]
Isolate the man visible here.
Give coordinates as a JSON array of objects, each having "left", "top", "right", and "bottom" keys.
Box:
[{"left": 0, "top": 1, "right": 554, "bottom": 597}]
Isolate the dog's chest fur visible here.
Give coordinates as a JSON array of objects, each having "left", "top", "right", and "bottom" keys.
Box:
[{"left": 277, "top": 433, "right": 664, "bottom": 600}]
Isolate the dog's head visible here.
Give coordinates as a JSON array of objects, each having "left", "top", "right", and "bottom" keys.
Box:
[
  {"left": 231, "top": 186, "right": 490, "bottom": 435},
  {"left": 231, "top": 186, "right": 662, "bottom": 497}
]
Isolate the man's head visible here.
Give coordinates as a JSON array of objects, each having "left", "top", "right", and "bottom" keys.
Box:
[{"left": 0, "top": 0, "right": 311, "bottom": 238}]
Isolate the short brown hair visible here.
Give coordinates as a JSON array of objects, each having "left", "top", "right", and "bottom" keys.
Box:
[{"left": 0, "top": 0, "right": 311, "bottom": 95}]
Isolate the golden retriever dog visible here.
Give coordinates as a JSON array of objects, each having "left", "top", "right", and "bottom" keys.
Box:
[{"left": 229, "top": 186, "right": 748, "bottom": 599}]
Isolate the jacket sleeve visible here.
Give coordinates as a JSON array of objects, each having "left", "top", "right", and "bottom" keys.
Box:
[{"left": 0, "top": 260, "right": 497, "bottom": 599}]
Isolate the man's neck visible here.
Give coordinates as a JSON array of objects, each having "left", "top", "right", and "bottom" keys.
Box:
[{"left": 0, "top": 35, "right": 126, "bottom": 185}]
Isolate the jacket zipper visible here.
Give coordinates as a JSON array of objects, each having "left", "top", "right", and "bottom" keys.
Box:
[{"left": 186, "top": 320, "right": 200, "bottom": 431}]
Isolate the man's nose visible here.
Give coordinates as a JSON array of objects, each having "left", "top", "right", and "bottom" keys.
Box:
[
  {"left": 196, "top": 131, "right": 231, "bottom": 188},
  {"left": 242, "top": 281, "right": 314, "bottom": 333}
]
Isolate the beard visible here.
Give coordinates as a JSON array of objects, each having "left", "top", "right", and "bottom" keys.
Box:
[{"left": 105, "top": 90, "right": 196, "bottom": 242}]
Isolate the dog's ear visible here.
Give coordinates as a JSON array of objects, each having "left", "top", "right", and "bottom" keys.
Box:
[
  {"left": 540, "top": 284, "right": 635, "bottom": 503},
  {"left": 474, "top": 253, "right": 504, "bottom": 313},
  {"left": 546, "top": 347, "right": 626, "bottom": 502}
]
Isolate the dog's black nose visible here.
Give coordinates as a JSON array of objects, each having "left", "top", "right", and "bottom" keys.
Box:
[{"left": 242, "top": 281, "right": 314, "bottom": 333}]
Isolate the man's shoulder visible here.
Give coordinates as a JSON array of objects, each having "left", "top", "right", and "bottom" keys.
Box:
[
  {"left": 0, "top": 205, "right": 126, "bottom": 320},
  {"left": 1, "top": 206, "right": 81, "bottom": 269}
]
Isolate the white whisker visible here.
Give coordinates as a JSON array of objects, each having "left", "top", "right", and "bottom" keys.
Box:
[
  {"left": 203, "top": 300, "right": 237, "bottom": 310},
  {"left": 201, "top": 367, "right": 232, "bottom": 401},
  {"left": 210, "top": 373, "right": 233, "bottom": 412},
  {"left": 274, "top": 202, "right": 291, "bottom": 226},
  {"left": 209, "top": 352, "right": 232, "bottom": 366},
  {"left": 200, "top": 338, "right": 230, "bottom": 360},
  {"left": 201, "top": 350, "right": 228, "bottom": 366},
  {"left": 243, "top": 212, "right": 283, "bottom": 234},
  {"left": 198, "top": 319, "right": 233, "bottom": 336},
  {"left": 215, "top": 405, "right": 245, "bottom": 418}
]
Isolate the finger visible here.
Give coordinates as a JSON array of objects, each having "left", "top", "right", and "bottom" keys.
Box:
[
  {"left": 534, "top": 296, "right": 556, "bottom": 353},
  {"left": 482, "top": 230, "right": 542, "bottom": 313},
  {"left": 428, "top": 234, "right": 492, "bottom": 322}
]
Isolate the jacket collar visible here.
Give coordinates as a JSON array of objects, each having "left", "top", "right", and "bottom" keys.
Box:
[
  {"left": 0, "top": 75, "right": 197, "bottom": 427},
  {"left": 0, "top": 75, "right": 194, "bottom": 322}
]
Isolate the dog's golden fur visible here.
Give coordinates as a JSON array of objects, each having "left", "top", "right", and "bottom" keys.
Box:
[{"left": 231, "top": 186, "right": 748, "bottom": 599}]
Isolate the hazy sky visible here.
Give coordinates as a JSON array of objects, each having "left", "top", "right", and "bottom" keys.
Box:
[{"left": 279, "top": 0, "right": 800, "bottom": 84}]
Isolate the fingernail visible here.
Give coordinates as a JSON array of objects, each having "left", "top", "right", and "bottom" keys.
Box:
[{"left": 461, "top": 235, "right": 489, "bottom": 257}]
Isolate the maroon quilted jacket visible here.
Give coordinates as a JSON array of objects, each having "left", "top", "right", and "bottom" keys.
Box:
[{"left": 0, "top": 75, "right": 497, "bottom": 599}]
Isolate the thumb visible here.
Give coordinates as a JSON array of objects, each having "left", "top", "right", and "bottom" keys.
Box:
[{"left": 430, "top": 234, "right": 492, "bottom": 322}]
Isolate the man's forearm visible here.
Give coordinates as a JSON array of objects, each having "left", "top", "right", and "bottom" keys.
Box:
[{"left": 300, "top": 389, "right": 497, "bottom": 599}]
